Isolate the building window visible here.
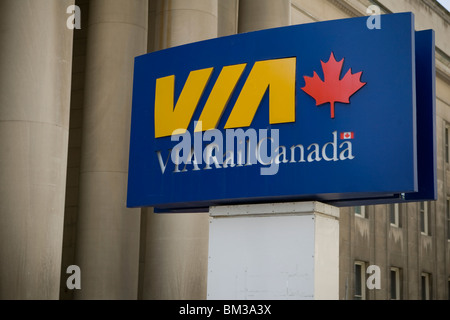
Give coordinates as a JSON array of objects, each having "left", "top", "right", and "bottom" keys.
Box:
[
  {"left": 447, "top": 199, "right": 450, "bottom": 240},
  {"left": 420, "top": 202, "right": 429, "bottom": 235},
  {"left": 390, "top": 204, "right": 400, "bottom": 227},
  {"left": 421, "top": 273, "right": 432, "bottom": 300},
  {"left": 390, "top": 267, "right": 401, "bottom": 300},
  {"left": 355, "top": 206, "right": 366, "bottom": 218},
  {"left": 354, "top": 261, "right": 366, "bottom": 300}
]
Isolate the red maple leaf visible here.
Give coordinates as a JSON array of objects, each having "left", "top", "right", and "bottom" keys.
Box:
[{"left": 301, "top": 52, "right": 366, "bottom": 118}]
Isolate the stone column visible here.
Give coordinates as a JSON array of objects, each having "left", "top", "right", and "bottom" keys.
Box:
[
  {"left": 218, "top": 0, "right": 239, "bottom": 37},
  {"left": 148, "top": 0, "right": 218, "bottom": 50},
  {"left": 141, "top": 0, "right": 218, "bottom": 300},
  {"left": 238, "top": 0, "right": 291, "bottom": 33},
  {"left": 74, "top": 0, "right": 148, "bottom": 299},
  {"left": 0, "top": 0, "right": 74, "bottom": 299}
]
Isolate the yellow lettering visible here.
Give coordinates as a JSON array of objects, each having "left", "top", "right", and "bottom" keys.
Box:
[
  {"left": 154, "top": 57, "right": 296, "bottom": 138},
  {"left": 224, "top": 57, "right": 296, "bottom": 129},
  {"left": 195, "top": 64, "right": 247, "bottom": 132},
  {"left": 154, "top": 67, "right": 213, "bottom": 138}
]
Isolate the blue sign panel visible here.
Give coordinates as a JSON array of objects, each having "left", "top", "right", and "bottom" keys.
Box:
[
  {"left": 330, "top": 29, "right": 436, "bottom": 206},
  {"left": 127, "top": 13, "right": 435, "bottom": 211}
]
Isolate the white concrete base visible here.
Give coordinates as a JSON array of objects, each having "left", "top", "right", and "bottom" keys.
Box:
[{"left": 207, "top": 202, "right": 339, "bottom": 300}]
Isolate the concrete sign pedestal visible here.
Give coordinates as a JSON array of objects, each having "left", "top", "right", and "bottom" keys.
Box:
[{"left": 207, "top": 202, "right": 339, "bottom": 300}]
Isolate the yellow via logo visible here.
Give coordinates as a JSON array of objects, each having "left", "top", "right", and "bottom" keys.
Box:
[{"left": 154, "top": 57, "right": 296, "bottom": 138}]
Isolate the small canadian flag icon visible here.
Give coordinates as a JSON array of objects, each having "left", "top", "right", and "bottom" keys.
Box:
[{"left": 340, "top": 132, "right": 354, "bottom": 139}]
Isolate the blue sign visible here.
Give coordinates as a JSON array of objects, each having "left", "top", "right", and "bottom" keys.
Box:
[
  {"left": 330, "top": 29, "right": 437, "bottom": 206},
  {"left": 127, "top": 13, "right": 436, "bottom": 211}
]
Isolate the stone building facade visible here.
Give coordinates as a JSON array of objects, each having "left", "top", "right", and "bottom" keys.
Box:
[{"left": 0, "top": 0, "right": 449, "bottom": 299}]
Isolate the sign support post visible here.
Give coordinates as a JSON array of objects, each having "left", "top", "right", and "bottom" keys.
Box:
[{"left": 207, "top": 202, "right": 339, "bottom": 300}]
